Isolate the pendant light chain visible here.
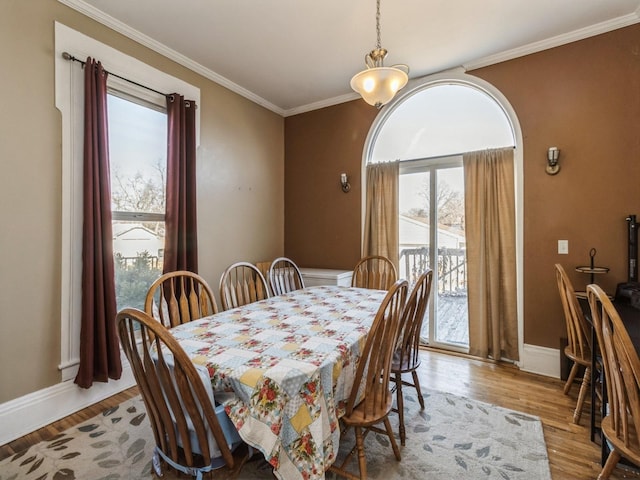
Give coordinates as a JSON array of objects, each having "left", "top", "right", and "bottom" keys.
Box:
[{"left": 375, "top": 0, "right": 382, "bottom": 50}]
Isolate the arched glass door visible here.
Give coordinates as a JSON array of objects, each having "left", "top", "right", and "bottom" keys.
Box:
[{"left": 370, "top": 82, "right": 514, "bottom": 352}]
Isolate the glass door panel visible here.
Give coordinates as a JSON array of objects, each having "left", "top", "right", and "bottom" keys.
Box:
[
  {"left": 399, "top": 171, "right": 432, "bottom": 340},
  {"left": 433, "top": 167, "right": 468, "bottom": 347},
  {"left": 399, "top": 162, "right": 469, "bottom": 352}
]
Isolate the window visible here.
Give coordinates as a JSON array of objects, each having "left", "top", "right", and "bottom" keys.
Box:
[
  {"left": 55, "top": 22, "right": 200, "bottom": 381},
  {"left": 367, "top": 78, "right": 517, "bottom": 354},
  {"left": 108, "top": 92, "right": 167, "bottom": 311}
]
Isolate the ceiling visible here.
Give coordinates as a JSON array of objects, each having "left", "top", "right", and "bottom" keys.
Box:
[{"left": 62, "top": 0, "right": 640, "bottom": 116}]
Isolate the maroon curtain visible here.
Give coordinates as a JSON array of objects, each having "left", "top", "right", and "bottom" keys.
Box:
[
  {"left": 163, "top": 94, "right": 198, "bottom": 273},
  {"left": 75, "top": 57, "right": 122, "bottom": 388}
]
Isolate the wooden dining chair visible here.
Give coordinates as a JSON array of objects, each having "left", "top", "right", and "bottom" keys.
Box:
[
  {"left": 268, "top": 257, "right": 305, "bottom": 296},
  {"left": 391, "top": 269, "right": 433, "bottom": 446},
  {"left": 587, "top": 284, "right": 640, "bottom": 479},
  {"left": 144, "top": 270, "right": 219, "bottom": 328},
  {"left": 255, "top": 261, "right": 272, "bottom": 285},
  {"left": 351, "top": 255, "right": 398, "bottom": 290},
  {"left": 117, "top": 308, "right": 248, "bottom": 479},
  {"left": 219, "top": 262, "right": 270, "bottom": 311},
  {"left": 329, "top": 279, "right": 408, "bottom": 480},
  {"left": 555, "top": 263, "right": 592, "bottom": 424}
]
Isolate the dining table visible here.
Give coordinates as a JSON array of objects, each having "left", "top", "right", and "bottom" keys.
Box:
[{"left": 168, "top": 285, "right": 388, "bottom": 480}]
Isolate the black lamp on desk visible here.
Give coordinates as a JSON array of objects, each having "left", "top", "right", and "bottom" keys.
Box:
[{"left": 626, "top": 214, "right": 638, "bottom": 282}]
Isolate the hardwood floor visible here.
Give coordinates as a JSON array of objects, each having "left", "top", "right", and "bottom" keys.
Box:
[{"left": 1, "top": 349, "right": 639, "bottom": 479}]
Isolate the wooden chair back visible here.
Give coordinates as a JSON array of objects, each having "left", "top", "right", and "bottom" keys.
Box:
[
  {"left": 351, "top": 255, "right": 398, "bottom": 290},
  {"left": 219, "top": 262, "right": 270, "bottom": 311},
  {"left": 587, "top": 284, "right": 640, "bottom": 474},
  {"left": 255, "top": 261, "right": 271, "bottom": 284},
  {"left": 117, "top": 308, "right": 241, "bottom": 476},
  {"left": 396, "top": 269, "right": 433, "bottom": 372},
  {"left": 555, "top": 264, "right": 591, "bottom": 361},
  {"left": 345, "top": 279, "right": 408, "bottom": 420},
  {"left": 144, "top": 270, "right": 218, "bottom": 328},
  {"left": 268, "top": 257, "right": 305, "bottom": 296}
]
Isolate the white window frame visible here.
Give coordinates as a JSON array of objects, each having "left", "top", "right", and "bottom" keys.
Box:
[{"left": 55, "top": 22, "right": 200, "bottom": 381}]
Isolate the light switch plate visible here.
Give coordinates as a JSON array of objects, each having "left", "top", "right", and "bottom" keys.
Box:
[{"left": 558, "top": 240, "right": 569, "bottom": 254}]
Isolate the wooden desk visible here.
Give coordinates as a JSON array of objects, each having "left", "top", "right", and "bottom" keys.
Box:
[{"left": 169, "top": 286, "right": 386, "bottom": 480}]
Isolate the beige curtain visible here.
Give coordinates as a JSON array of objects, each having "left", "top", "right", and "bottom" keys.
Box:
[
  {"left": 363, "top": 161, "right": 399, "bottom": 271},
  {"left": 464, "top": 147, "right": 518, "bottom": 361}
]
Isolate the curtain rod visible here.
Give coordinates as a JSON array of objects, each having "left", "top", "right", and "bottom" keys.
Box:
[
  {"left": 62, "top": 52, "right": 170, "bottom": 99},
  {"left": 375, "top": 145, "right": 516, "bottom": 166}
]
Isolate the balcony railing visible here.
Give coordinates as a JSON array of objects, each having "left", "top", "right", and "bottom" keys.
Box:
[
  {"left": 399, "top": 246, "right": 467, "bottom": 296},
  {"left": 115, "top": 253, "right": 162, "bottom": 270}
]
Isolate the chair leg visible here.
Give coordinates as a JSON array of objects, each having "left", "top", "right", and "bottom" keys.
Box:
[
  {"left": 383, "top": 417, "right": 401, "bottom": 461},
  {"left": 395, "top": 372, "right": 406, "bottom": 446},
  {"left": 411, "top": 370, "right": 425, "bottom": 410},
  {"left": 573, "top": 366, "right": 590, "bottom": 425},
  {"left": 564, "top": 362, "right": 579, "bottom": 394},
  {"left": 354, "top": 426, "right": 367, "bottom": 480},
  {"left": 598, "top": 449, "right": 621, "bottom": 480}
]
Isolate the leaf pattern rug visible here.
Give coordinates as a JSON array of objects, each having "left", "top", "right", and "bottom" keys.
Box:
[{"left": 0, "top": 389, "right": 551, "bottom": 480}]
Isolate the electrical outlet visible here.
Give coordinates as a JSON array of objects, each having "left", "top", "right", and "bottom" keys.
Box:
[{"left": 558, "top": 240, "right": 569, "bottom": 254}]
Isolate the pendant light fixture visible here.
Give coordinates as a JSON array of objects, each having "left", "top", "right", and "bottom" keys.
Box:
[{"left": 350, "top": 0, "right": 409, "bottom": 108}]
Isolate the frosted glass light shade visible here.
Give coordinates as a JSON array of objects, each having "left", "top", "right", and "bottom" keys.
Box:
[{"left": 350, "top": 66, "right": 409, "bottom": 108}]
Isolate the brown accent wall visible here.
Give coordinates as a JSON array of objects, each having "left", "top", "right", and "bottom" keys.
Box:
[
  {"left": 284, "top": 102, "right": 378, "bottom": 269},
  {"left": 284, "top": 24, "right": 640, "bottom": 350}
]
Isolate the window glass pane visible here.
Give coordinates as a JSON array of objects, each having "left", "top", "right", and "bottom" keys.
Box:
[
  {"left": 109, "top": 95, "right": 167, "bottom": 214},
  {"left": 108, "top": 94, "right": 167, "bottom": 310},
  {"left": 372, "top": 84, "right": 514, "bottom": 163}
]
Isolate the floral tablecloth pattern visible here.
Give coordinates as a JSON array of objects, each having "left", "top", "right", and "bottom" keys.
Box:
[{"left": 170, "top": 286, "right": 386, "bottom": 480}]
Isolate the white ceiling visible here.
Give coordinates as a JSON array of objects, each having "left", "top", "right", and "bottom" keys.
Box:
[{"left": 61, "top": 0, "right": 640, "bottom": 116}]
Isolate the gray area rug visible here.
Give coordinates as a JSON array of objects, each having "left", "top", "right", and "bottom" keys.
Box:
[{"left": 0, "top": 389, "right": 551, "bottom": 480}]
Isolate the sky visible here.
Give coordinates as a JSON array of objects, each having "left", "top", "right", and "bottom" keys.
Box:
[
  {"left": 372, "top": 84, "right": 514, "bottom": 163},
  {"left": 399, "top": 167, "right": 465, "bottom": 214},
  {"left": 107, "top": 94, "right": 167, "bottom": 182}
]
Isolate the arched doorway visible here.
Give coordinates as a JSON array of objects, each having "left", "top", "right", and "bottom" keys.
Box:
[{"left": 363, "top": 71, "right": 523, "bottom": 358}]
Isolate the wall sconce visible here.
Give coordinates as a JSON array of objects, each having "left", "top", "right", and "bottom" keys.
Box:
[
  {"left": 546, "top": 147, "right": 560, "bottom": 175},
  {"left": 340, "top": 173, "right": 351, "bottom": 193}
]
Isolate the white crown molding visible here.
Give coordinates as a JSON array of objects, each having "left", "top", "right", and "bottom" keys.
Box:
[
  {"left": 57, "top": 0, "right": 286, "bottom": 116},
  {"left": 58, "top": 0, "right": 640, "bottom": 116},
  {"left": 465, "top": 11, "right": 640, "bottom": 71},
  {"left": 283, "top": 92, "right": 361, "bottom": 117},
  {"left": 288, "top": 11, "right": 640, "bottom": 115}
]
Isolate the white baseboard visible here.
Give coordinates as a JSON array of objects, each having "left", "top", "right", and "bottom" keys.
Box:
[
  {"left": 520, "top": 343, "right": 561, "bottom": 378},
  {"left": 0, "top": 364, "right": 135, "bottom": 446}
]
